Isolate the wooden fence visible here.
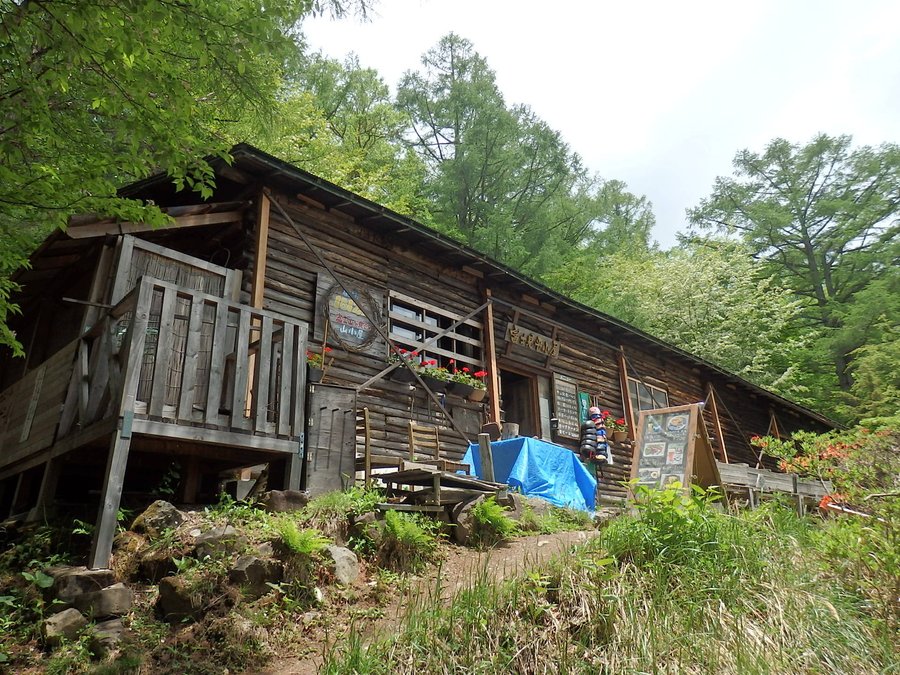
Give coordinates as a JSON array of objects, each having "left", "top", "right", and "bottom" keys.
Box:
[{"left": 56, "top": 277, "right": 308, "bottom": 444}]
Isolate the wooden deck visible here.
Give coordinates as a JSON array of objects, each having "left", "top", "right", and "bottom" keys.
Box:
[{"left": 0, "top": 276, "right": 309, "bottom": 478}]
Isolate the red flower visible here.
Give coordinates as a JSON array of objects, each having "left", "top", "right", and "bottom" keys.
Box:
[
  {"left": 616, "top": 418, "right": 625, "bottom": 426},
  {"left": 601, "top": 410, "right": 610, "bottom": 418},
  {"left": 324, "top": 347, "right": 333, "bottom": 353},
  {"left": 449, "top": 359, "right": 455, "bottom": 364},
  {"left": 474, "top": 370, "right": 487, "bottom": 378},
  {"left": 462, "top": 367, "right": 470, "bottom": 373}
]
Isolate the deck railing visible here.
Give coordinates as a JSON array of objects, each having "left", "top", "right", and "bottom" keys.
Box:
[{"left": 59, "top": 277, "right": 308, "bottom": 441}]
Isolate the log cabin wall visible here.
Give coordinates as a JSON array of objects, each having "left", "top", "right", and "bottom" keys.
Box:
[
  {"left": 256, "top": 176, "right": 836, "bottom": 501},
  {"left": 258, "top": 192, "right": 486, "bottom": 465}
]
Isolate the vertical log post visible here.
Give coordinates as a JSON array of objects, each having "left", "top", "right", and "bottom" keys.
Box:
[
  {"left": 482, "top": 289, "right": 501, "bottom": 425},
  {"left": 477, "top": 432, "right": 495, "bottom": 483}
]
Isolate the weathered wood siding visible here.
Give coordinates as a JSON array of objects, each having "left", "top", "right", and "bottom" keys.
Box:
[
  {"left": 0, "top": 340, "right": 77, "bottom": 472},
  {"left": 259, "top": 196, "right": 485, "bottom": 466},
  {"left": 260, "top": 187, "right": 834, "bottom": 503}
]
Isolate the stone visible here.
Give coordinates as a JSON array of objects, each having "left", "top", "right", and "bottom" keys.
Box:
[
  {"left": 228, "top": 555, "right": 284, "bottom": 599},
  {"left": 259, "top": 490, "right": 310, "bottom": 513},
  {"left": 256, "top": 541, "right": 275, "bottom": 557},
  {"left": 157, "top": 576, "right": 203, "bottom": 623},
  {"left": 194, "top": 525, "right": 248, "bottom": 559},
  {"left": 325, "top": 546, "right": 359, "bottom": 585},
  {"left": 137, "top": 549, "right": 177, "bottom": 583},
  {"left": 130, "top": 500, "right": 185, "bottom": 539},
  {"left": 312, "top": 586, "right": 325, "bottom": 604},
  {"left": 89, "top": 618, "right": 125, "bottom": 657},
  {"left": 43, "top": 608, "right": 88, "bottom": 646},
  {"left": 73, "top": 582, "right": 133, "bottom": 619},
  {"left": 46, "top": 566, "right": 116, "bottom": 605},
  {"left": 451, "top": 495, "right": 486, "bottom": 545}
]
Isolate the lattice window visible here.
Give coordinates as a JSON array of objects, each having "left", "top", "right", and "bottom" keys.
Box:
[{"left": 387, "top": 291, "right": 483, "bottom": 370}]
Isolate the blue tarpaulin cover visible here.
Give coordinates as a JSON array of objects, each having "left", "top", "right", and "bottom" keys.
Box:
[{"left": 462, "top": 437, "right": 596, "bottom": 511}]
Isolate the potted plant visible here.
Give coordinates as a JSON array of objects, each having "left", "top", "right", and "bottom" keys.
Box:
[
  {"left": 447, "top": 363, "right": 488, "bottom": 400},
  {"left": 306, "top": 346, "right": 333, "bottom": 383},
  {"left": 417, "top": 359, "right": 451, "bottom": 392},
  {"left": 388, "top": 348, "right": 420, "bottom": 383},
  {"left": 607, "top": 416, "right": 629, "bottom": 443}
]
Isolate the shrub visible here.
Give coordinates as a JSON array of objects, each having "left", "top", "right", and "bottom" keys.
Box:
[
  {"left": 377, "top": 511, "right": 439, "bottom": 573},
  {"left": 302, "top": 487, "right": 383, "bottom": 542},
  {"left": 469, "top": 497, "right": 518, "bottom": 547}
]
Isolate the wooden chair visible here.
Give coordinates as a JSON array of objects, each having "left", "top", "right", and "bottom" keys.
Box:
[{"left": 408, "top": 421, "right": 440, "bottom": 461}]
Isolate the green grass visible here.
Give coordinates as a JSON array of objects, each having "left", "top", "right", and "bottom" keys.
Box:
[
  {"left": 469, "top": 496, "right": 518, "bottom": 547},
  {"left": 323, "top": 487, "right": 899, "bottom": 674}
]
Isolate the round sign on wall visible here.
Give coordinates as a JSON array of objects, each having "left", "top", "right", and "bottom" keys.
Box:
[{"left": 323, "top": 282, "right": 380, "bottom": 352}]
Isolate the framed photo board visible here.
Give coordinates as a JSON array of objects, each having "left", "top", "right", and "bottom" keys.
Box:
[{"left": 630, "top": 403, "right": 721, "bottom": 491}]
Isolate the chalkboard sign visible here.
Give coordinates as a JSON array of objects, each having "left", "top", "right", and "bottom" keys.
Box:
[
  {"left": 553, "top": 374, "right": 580, "bottom": 440},
  {"left": 630, "top": 404, "right": 720, "bottom": 490}
]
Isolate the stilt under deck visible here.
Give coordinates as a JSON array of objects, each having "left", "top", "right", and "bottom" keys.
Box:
[{"left": 0, "top": 277, "right": 308, "bottom": 568}]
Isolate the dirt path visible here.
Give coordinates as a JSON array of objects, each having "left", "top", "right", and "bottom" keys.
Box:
[{"left": 256, "top": 529, "right": 599, "bottom": 675}]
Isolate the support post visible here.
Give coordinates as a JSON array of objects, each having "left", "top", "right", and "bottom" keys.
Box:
[
  {"left": 706, "top": 383, "right": 730, "bottom": 463},
  {"left": 89, "top": 409, "right": 133, "bottom": 569},
  {"left": 27, "top": 459, "right": 63, "bottom": 522},
  {"left": 482, "top": 289, "right": 501, "bottom": 425},
  {"left": 477, "top": 433, "right": 495, "bottom": 483},
  {"left": 617, "top": 348, "right": 635, "bottom": 440},
  {"left": 285, "top": 434, "right": 304, "bottom": 491}
]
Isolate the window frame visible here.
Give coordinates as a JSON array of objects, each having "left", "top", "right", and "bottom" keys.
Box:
[
  {"left": 387, "top": 290, "right": 484, "bottom": 370},
  {"left": 626, "top": 377, "right": 670, "bottom": 428}
]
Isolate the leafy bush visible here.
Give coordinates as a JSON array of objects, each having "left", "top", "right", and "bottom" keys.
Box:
[
  {"left": 469, "top": 497, "right": 518, "bottom": 547},
  {"left": 302, "top": 487, "right": 383, "bottom": 542},
  {"left": 518, "top": 503, "right": 594, "bottom": 534},
  {"left": 377, "top": 511, "right": 439, "bottom": 573},
  {"left": 277, "top": 519, "right": 330, "bottom": 557}
]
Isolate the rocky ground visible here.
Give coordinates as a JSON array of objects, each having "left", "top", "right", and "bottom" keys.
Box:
[{"left": 0, "top": 491, "right": 610, "bottom": 674}]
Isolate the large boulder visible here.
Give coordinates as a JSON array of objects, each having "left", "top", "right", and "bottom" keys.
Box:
[
  {"left": 228, "top": 555, "right": 284, "bottom": 599},
  {"left": 43, "top": 608, "right": 88, "bottom": 647},
  {"left": 130, "top": 500, "right": 185, "bottom": 539},
  {"left": 72, "top": 582, "right": 133, "bottom": 619},
  {"left": 325, "top": 546, "right": 359, "bottom": 585},
  {"left": 157, "top": 576, "right": 204, "bottom": 623},
  {"left": 194, "top": 525, "right": 248, "bottom": 559},
  {"left": 259, "top": 490, "right": 310, "bottom": 513},
  {"left": 46, "top": 566, "right": 116, "bottom": 605}
]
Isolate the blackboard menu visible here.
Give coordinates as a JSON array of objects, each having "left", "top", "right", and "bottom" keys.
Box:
[
  {"left": 553, "top": 374, "right": 580, "bottom": 440},
  {"left": 631, "top": 406, "right": 696, "bottom": 489}
]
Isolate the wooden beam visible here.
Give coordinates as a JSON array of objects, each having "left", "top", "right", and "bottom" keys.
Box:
[
  {"left": 483, "top": 289, "right": 501, "bottom": 424},
  {"left": 66, "top": 210, "right": 244, "bottom": 239},
  {"left": 706, "top": 383, "right": 730, "bottom": 463},
  {"left": 251, "top": 192, "right": 270, "bottom": 308},
  {"left": 617, "top": 348, "right": 635, "bottom": 440}
]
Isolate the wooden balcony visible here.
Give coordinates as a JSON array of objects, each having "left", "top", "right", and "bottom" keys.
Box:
[{"left": 0, "top": 277, "right": 309, "bottom": 478}]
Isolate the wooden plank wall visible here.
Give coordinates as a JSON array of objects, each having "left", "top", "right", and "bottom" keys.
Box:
[
  {"left": 260, "top": 198, "right": 485, "bottom": 466},
  {"left": 0, "top": 341, "right": 78, "bottom": 472},
  {"left": 260, "top": 188, "right": 833, "bottom": 502}
]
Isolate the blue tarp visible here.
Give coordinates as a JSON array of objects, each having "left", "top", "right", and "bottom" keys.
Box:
[{"left": 462, "top": 437, "right": 596, "bottom": 511}]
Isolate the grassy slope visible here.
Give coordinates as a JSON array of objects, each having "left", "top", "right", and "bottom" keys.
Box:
[{"left": 324, "top": 493, "right": 899, "bottom": 675}]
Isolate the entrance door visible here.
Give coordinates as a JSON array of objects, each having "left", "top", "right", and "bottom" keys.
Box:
[{"left": 500, "top": 370, "right": 539, "bottom": 437}]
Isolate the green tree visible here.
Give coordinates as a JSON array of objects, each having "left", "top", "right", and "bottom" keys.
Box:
[
  {"left": 253, "top": 53, "right": 431, "bottom": 220},
  {"left": 397, "top": 34, "right": 595, "bottom": 277},
  {"left": 550, "top": 240, "right": 809, "bottom": 397},
  {"left": 0, "top": 0, "right": 367, "bottom": 354},
  {"left": 688, "top": 135, "right": 900, "bottom": 395}
]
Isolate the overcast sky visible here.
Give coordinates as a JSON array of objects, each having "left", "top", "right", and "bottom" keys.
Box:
[{"left": 302, "top": 0, "right": 900, "bottom": 246}]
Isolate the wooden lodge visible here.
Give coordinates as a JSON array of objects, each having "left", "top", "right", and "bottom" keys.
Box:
[{"left": 0, "top": 144, "right": 835, "bottom": 567}]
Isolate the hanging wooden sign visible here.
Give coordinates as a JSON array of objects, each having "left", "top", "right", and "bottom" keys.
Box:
[
  {"left": 630, "top": 403, "right": 721, "bottom": 491},
  {"left": 506, "top": 324, "right": 561, "bottom": 358},
  {"left": 315, "top": 276, "right": 382, "bottom": 354}
]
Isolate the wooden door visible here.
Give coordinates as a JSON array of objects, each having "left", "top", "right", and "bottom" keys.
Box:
[{"left": 304, "top": 384, "right": 357, "bottom": 496}]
